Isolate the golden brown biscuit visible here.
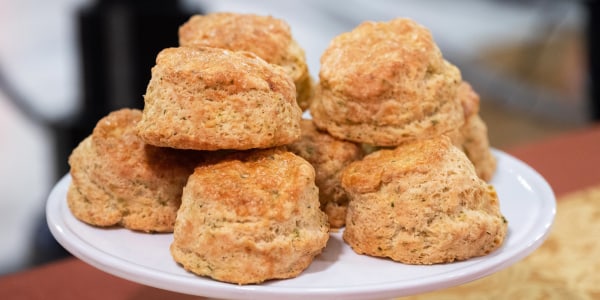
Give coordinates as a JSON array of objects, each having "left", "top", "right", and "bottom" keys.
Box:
[
  {"left": 310, "top": 18, "right": 463, "bottom": 146},
  {"left": 136, "top": 46, "right": 302, "bottom": 151},
  {"left": 455, "top": 114, "right": 497, "bottom": 181},
  {"left": 179, "top": 13, "right": 314, "bottom": 111},
  {"left": 170, "top": 148, "right": 329, "bottom": 284},
  {"left": 341, "top": 136, "right": 507, "bottom": 264},
  {"left": 458, "top": 81, "right": 480, "bottom": 119},
  {"left": 67, "top": 108, "right": 204, "bottom": 232},
  {"left": 286, "top": 119, "right": 363, "bottom": 228},
  {"left": 449, "top": 82, "right": 497, "bottom": 181}
]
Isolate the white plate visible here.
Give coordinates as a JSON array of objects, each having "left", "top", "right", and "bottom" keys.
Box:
[{"left": 46, "top": 150, "right": 555, "bottom": 300}]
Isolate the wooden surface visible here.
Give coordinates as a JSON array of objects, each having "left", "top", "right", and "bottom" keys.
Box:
[{"left": 1, "top": 124, "right": 599, "bottom": 300}]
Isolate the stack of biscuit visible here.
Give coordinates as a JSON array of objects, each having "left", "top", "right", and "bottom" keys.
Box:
[
  {"left": 310, "top": 18, "right": 507, "bottom": 264},
  {"left": 66, "top": 13, "right": 507, "bottom": 285},
  {"left": 177, "top": 12, "right": 361, "bottom": 228},
  {"left": 67, "top": 12, "right": 330, "bottom": 285}
]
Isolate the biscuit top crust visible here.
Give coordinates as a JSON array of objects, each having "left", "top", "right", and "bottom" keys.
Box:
[
  {"left": 91, "top": 109, "right": 150, "bottom": 179},
  {"left": 152, "top": 46, "right": 294, "bottom": 99},
  {"left": 321, "top": 18, "right": 448, "bottom": 101},
  {"left": 89, "top": 108, "right": 202, "bottom": 187},
  {"left": 179, "top": 12, "right": 314, "bottom": 111},
  {"left": 179, "top": 13, "right": 292, "bottom": 66},
  {"left": 93, "top": 108, "right": 142, "bottom": 147},
  {"left": 342, "top": 137, "right": 456, "bottom": 194},
  {"left": 187, "top": 148, "right": 316, "bottom": 222},
  {"left": 137, "top": 46, "right": 301, "bottom": 150}
]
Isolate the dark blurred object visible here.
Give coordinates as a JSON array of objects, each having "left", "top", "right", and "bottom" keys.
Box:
[
  {"left": 32, "top": 0, "right": 201, "bottom": 269},
  {"left": 585, "top": 0, "right": 600, "bottom": 121},
  {"left": 54, "top": 0, "right": 200, "bottom": 177}
]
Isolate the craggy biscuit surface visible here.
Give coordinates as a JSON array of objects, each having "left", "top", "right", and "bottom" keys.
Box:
[
  {"left": 286, "top": 119, "right": 364, "bottom": 228},
  {"left": 137, "top": 46, "right": 302, "bottom": 150},
  {"left": 67, "top": 109, "right": 203, "bottom": 232},
  {"left": 311, "top": 18, "right": 463, "bottom": 146},
  {"left": 179, "top": 13, "right": 314, "bottom": 110},
  {"left": 341, "top": 136, "right": 507, "bottom": 264},
  {"left": 457, "top": 81, "right": 480, "bottom": 119},
  {"left": 170, "top": 148, "right": 329, "bottom": 284},
  {"left": 449, "top": 82, "right": 497, "bottom": 181},
  {"left": 453, "top": 114, "right": 497, "bottom": 181}
]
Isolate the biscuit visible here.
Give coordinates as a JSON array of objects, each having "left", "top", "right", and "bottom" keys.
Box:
[
  {"left": 286, "top": 119, "right": 363, "bottom": 228},
  {"left": 67, "top": 108, "right": 204, "bottom": 232},
  {"left": 449, "top": 82, "right": 497, "bottom": 181},
  {"left": 310, "top": 18, "right": 463, "bottom": 146},
  {"left": 179, "top": 13, "right": 314, "bottom": 111},
  {"left": 136, "top": 46, "right": 302, "bottom": 150},
  {"left": 341, "top": 136, "right": 507, "bottom": 264},
  {"left": 454, "top": 114, "right": 497, "bottom": 181},
  {"left": 458, "top": 81, "right": 481, "bottom": 119},
  {"left": 170, "top": 148, "right": 329, "bottom": 284}
]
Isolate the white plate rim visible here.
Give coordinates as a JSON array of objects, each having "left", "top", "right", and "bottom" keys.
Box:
[{"left": 46, "top": 149, "right": 556, "bottom": 300}]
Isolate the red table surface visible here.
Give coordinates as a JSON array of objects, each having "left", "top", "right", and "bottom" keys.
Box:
[
  {"left": 506, "top": 123, "right": 600, "bottom": 198},
  {"left": 1, "top": 124, "right": 599, "bottom": 300}
]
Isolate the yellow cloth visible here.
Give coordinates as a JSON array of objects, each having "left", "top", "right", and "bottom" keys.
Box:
[{"left": 400, "top": 186, "right": 600, "bottom": 300}]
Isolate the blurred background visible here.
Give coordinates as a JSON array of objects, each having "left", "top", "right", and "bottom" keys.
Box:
[{"left": 0, "top": 0, "right": 593, "bottom": 275}]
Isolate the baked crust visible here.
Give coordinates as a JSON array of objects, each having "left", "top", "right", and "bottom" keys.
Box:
[
  {"left": 341, "top": 136, "right": 507, "bottom": 264},
  {"left": 170, "top": 148, "right": 329, "bottom": 284},
  {"left": 136, "top": 47, "right": 302, "bottom": 150},
  {"left": 179, "top": 13, "right": 314, "bottom": 111},
  {"left": 448, "top": 82, "right": 497, "bottom": 181},
  {"left": 286, "top": 119, "right": 364, "bottom": 228},
  {"left": 310, "top": 18, "right": 463, "bottom": 146}
]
